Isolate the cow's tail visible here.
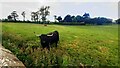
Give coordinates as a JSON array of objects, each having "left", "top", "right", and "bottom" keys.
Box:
[
  {"left": 54, "top": 31, "right": 59, "bottom": 41},
  {"left": 55, "top": 31, "right": 59, "bottom": 42}
]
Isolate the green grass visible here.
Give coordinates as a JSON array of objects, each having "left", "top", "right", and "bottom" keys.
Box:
[
  {"left": 1, "top": 22, "right": 118, "bottom": 67},
  {"left": 0, "top": 23, "right": 1, "bottom": 43}
]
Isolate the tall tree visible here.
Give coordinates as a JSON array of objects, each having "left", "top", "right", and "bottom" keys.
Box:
[
  {"left": 54, "top": 15, "right": 57, "bottom": 22},
  {"left": 36, "top": 11, "right": 39, "bottom": 22},
  {"left": 31, "top": 12, "right": 38, "bottom": 22},
  {"left": 63, "top": 15, "right": 72, "bottom": 22},
  {"left": 83, "top": 13, "right": 90, "bottom": 18},
  {"left": 11, "top": 11, "right": 19, "bottom": 21},
  {"left": 7, "top": 15, "right": 13, "bottom": 21},
  {"left": 39, "top": 6, "right": 50, "bottom": 23},
  {"left": 31, "top": 12, "right": 35, "bottom": 22},
  {"left": 57, "top": 16, "right": 62, "bottom": 22},
  {"left": 21, "top": 11, "right": 25, "bottom": 21}
]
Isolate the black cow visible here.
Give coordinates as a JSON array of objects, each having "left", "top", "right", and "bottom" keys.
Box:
[{"left": 39, "top": 31, "right": 59, "bottom": 50}]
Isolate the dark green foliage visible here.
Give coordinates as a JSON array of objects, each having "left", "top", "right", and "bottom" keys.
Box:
[
  {"left": 63, "top": 15, "right": 72, "bottom": 22},
  {"left": 55, "top": 13, "right": 112, "bottom": 25},
  {"left": 7, "top": 15, "right": 13, "bottom": 21},
  {"left": 116, "top": 18, "right": 120, "bottom": 24},
  {"left": 83, "top": 13, "right": 90, "bottom": 18},
  {"left": 10, "top": 11, "right": 19, "bottom": 21},
  {"left": 75, "top": 15, "right": 84, "bottom": 22},
  {"left": 57, "top": 16, "right": 62, "bottom": 22}
]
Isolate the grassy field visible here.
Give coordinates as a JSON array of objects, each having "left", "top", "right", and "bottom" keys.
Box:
[{"left": 1, "top": 22, "right": 118, "bottom": 67}]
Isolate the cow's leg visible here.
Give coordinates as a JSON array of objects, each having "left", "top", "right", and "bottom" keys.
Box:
[
  {"left": 55, "top": 41, "right": 58, "bottom": 47},
  {"left": 46, "top": 46, "right": 50, "bottom": 50},
  {"left": 47, "top": 46, "right": 50, "bottom": 50},
  {"left": 42, "top": 46, "right": 44, "bottom": 49},
  {"left": 47, "top": 43, "right": 50, "bottom": 50},
  {"left": 32, "top": 46, "right": 34, "bottom": 52}
]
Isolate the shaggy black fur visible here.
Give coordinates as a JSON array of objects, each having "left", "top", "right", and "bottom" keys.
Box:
[{"left": 39, "top": 31, "right": 59, "bottom": 50}]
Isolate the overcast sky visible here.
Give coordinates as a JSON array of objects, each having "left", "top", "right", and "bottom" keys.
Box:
[{"left": 0, "top": 0, "right": 119, "bottom": 21}]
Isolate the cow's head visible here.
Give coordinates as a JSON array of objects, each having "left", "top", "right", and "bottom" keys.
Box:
[
  {"left": 39, "top": 34, "right": 50, "bottom": 48},
  {"left": 39, "top": 34, "right": 48, "bottom": 43}
]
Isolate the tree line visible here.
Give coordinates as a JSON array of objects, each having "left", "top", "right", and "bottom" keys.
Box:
[
  {"left": 1, "top": 6, "right": 50, "bottom": 24},
  {"left": 54, "top": 13, "right": 115, "bottom": 25},
  {"left": 0, "top": 5, "right": 119, "bottom": 25}
]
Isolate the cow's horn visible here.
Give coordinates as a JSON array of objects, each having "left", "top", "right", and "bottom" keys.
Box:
[
  {"left": 47, "top": 34, "right": 53, "bottom": 36},
  {"left": 36, "top": 34, "right": 41, "bottom": 36}
]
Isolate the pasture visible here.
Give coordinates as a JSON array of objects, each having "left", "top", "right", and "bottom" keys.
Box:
[{"left": 1, "top": 22, "right": 118, "bottom": 67}]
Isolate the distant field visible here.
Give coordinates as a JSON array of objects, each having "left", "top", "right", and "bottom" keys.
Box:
[{"left": 1, "top": 23, "right": 118, "bottom": 67}]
